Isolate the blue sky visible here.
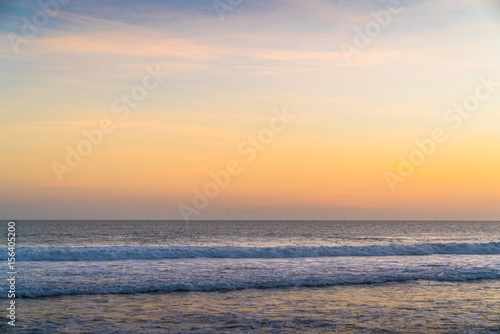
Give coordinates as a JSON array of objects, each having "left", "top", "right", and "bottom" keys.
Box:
[{"left": 1, "top": 0, "right": 500, "bottom": 219}]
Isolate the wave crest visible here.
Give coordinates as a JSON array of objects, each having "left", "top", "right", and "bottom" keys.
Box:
[{"left": 6, "top": 242, "right": 500, "bottom": 261}]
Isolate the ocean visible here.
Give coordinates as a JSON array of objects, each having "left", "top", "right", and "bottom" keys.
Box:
[{"left": 1, "top": 220, "right": 499, "bottom": 333}]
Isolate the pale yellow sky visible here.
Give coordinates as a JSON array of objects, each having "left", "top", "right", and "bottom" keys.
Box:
[{"left": 1, "top": 0, "right": 499, "bottom": 219}]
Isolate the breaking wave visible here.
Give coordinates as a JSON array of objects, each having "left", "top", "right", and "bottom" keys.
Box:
[{"left": 6, "top": 242, "right": 500, "bottom": 261}]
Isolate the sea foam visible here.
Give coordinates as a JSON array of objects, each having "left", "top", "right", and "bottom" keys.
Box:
[{"left": 6, "top": 242, "right": 500, "bottom": 261}]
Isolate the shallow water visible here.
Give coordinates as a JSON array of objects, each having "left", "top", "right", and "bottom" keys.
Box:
[
  {"left": 8, "top": 280, "right": 500, "bottom": 333},
  {"left": 1, "top": 220, "right": 499, "bottom": 332}
]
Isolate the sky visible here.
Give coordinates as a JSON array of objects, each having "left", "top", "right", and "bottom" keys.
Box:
[{"left": 1, "top": 0, "right": 499, "bottom": 220}]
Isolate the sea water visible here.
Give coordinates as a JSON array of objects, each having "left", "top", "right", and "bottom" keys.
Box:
[{"left": 1, "top": 220, "right": 499, "bottom": 333}]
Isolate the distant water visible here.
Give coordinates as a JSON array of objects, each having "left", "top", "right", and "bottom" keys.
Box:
[{"left": 1, "top": 220, "right": 499, "bottom": 333}]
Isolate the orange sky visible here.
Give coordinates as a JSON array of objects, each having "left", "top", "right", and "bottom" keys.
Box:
[{"left": 1, "top": 0, "right": 500, "bottom": 219}]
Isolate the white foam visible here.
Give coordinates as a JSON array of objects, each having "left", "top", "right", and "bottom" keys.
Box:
[
  {"left": 6, "top": 242, "right": 500, "bottom": 261},
  {"left": 13, "top": 271, "right": 500, "bottom": 298}
]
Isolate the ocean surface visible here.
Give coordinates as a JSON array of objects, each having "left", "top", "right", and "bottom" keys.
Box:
[{"left": 1, "top": 220, "right": 499, "bottom": 333}]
